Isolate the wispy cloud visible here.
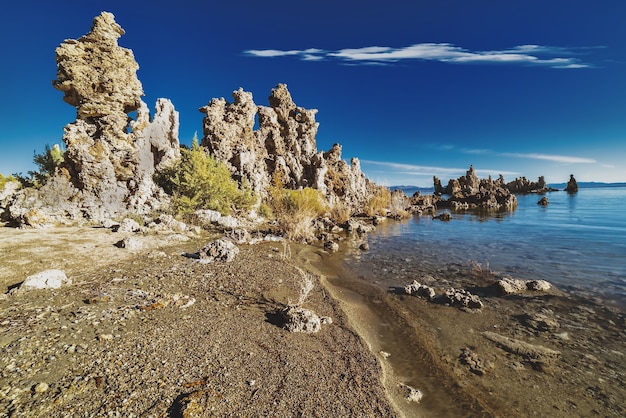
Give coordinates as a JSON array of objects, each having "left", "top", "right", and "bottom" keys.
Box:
[
  {"left": 453, "top": 147, "right": 596, "bottom": 164},
  {"left": 361, "top": 160, "right": 519, "bottom": 177},
  {"left": 244, "top": 43, "right": 597, "bottom": 69},
  {"left": 500, "top": 152, "right": 596, "bottom": 164}
]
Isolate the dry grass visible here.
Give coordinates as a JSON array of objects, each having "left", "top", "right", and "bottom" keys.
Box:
[
  {"left": 365, "top": 186, "right": 391, "bottom": 217},
  {"left": 288, "top": 267, "right": 316, "bottom": 307}
]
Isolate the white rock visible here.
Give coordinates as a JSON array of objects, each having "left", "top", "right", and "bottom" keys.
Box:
[
  {"left": 21, "top": 270, "right": 71, "bottom": 290},
  {"left": 217, "top": 215, "right": 239, "bottom": 229}
]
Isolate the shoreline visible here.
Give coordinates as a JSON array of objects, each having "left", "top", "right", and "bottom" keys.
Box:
[
  {"left": 313, "top": 241, "right": 625, "bottom": 417},
  {"left": 1, "top": 225, "right": 624, "bottom": 417}
]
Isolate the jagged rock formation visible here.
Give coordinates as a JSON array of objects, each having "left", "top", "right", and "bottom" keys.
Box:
[
  {"left": 565, "top": 174, "right": 578, "bottom": 193},
  {"left": 505, "top": 176, "right": 558, "bottom": 194},
  {"left": 199, "top": 84, "right": 372, "bottom": 211},
  {"left": 434, "top": 166, "right": 517, "bottom": 211},
  {"left": 8, "top": 12, "right": 179, "bottom": 225}
]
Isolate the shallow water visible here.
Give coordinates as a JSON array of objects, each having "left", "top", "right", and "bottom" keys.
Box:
[
  {"left": 323, "top": 187, "right": 626, "bottom": 417},
  {"left": 346, "top": 187, "right": 626, "bottom": 305}
]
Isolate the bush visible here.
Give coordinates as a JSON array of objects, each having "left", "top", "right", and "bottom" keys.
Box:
[
  {"left": 267, "top": 171, "right": 328, "bottom": 241},
  {"left": 0, "top": 173, "right": 19, "bottom": 191},
  {"left": 30, "top": 144, "right": 65, "bottom": 188},
  {"left": 155, "top": 135, "right": 255, "bottom": 215}
]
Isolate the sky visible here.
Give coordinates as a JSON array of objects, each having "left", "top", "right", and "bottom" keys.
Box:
[{"left": 1, "top": 0, "right": 624, "bottom": 187}]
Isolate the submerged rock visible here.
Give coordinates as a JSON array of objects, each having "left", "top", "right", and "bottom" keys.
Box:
[{"left": 404, "top": 280, "right": 436, "bottom": 300}]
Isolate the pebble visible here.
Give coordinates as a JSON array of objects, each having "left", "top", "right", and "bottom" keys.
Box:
[{"left": 34, "top": 382, "right": 49, "bottom": 393}]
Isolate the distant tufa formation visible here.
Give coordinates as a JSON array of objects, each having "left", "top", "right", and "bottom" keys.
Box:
[
  {"left": 434, "top": 166, "right": 518, "bottom": 211},
  {"left": 199, "top": 84, "right": 372, "bottom": 210},
  {"left": 5, "top": 12, "right": 374, "bottom": 226}
]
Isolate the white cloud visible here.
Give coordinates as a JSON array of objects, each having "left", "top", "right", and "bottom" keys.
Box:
[
  {"left": 502, "top": 152, "right": 596, "bottom": 164},
  {"left": 244, "top": 43, "right": 596, "bottom": 69},
  {"left": 361, "top": 160, "right": 519, "bottom": 178}
]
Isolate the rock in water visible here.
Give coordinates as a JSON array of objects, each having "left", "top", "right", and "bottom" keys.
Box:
[
  {"left": 8, "top": 12, "right": 180, "bottom": 225},
  {"left": 565, "top": 174, "right": 578, "bottom": 193}
]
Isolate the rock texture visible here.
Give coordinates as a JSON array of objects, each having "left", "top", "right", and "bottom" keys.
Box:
[
  {"left": 199, "top": 84, "right": 372, "bottom": 211},
  {"left": 8, "top": 12, "right": 180, "bottom": 225},
  {"left": 434, "top": 166, "right": 517, "bottom": 211},
  {"left": 565, "top": 174, "right": 578, "bottom": 193},
  {"left": 505, "top": 176, "right": 557, "bottom": 194}
]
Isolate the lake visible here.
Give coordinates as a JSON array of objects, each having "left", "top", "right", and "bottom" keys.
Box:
[{"left": 343, "top": 186, "right": 626, "bottom": 306}]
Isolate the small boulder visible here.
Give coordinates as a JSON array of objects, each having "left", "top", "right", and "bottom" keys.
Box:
[
  {"left": 537, "top": 197, "right": 549, "bottom": 206},
  {"left": 494, "top": 278, "right": 527, "bottom": 295},
  {"left": 526, "top": 280, "right": 551, "bottom": 292},
  {"left": 197, "top": 238, "right": 239, "bottom": 263},
  {"left": 115, "top": 236, "right": 143, "bottom": 250},
  {"left": 114, "top": 218, "right": 142, "bottom": 233},
  {"left": 404, "top": 280, "right": 436, "bottom": 300},
  {"left": 433, "top": 212, "right": 452, "bottom": 221},
  {"left": 21, "top": 269, "right": 71, "bottom": 290},
  {"left": 442, "top": 288, "right": 483, "bottom": 310},
  {"left": 324, "top": 240, "right": 339, "bottom": 252},
  {"left": 282, "top": 306, "right": 322, "bottom": 333}
]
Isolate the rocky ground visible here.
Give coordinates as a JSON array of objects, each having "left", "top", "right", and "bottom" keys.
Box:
[
  {"left": 1, "top": 225, "right": 624, "bottom": 418},
  {"left": 0, "top": 226, "right": 395, "bottom": 417}
]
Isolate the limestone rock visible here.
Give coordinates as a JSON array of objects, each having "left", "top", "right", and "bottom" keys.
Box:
[
  {"left": 115, "top": 236, "right": 143, "bottom": 250},
  {"left": 282, "top": 306, "right": 322, "bottom": 333},
  {"left": 21, "top": 270, "right": 71, "bottom": 290},
  {"left": 434, "top": 166, "right": 518, "bottom": 212},
  {"left": 114, "top": 218, "right": 142, "bottom": 233},
  {"left": 199, "top": 84, "right": 372, "bottom": 213},
  {"left": 442, "top": 288, "right": 483, "bottom": 310},
  {"left": 565, "top": 174, "right": 578, "bottom": 193},
  {"left": 8, "top": 12, "right": 180, "bottom": 225},
  {"left": 404, "top": 280, "right": 436, "bottom": 300},
  {"left": 537, "top": 196, "right": 549, "bottom": 206},
  {"left": 506, "top": 176, "right": 557, "bottom": 194},
  {"left": 495, "top": 278, "right": 552, "bottom": 295},
  {"left": 197, "top": 238, "right": 239, "bottom": 263}
]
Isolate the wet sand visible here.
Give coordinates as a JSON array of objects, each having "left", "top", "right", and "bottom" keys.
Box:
[{"left": 312, "top": 244, "right": 626, "bottom": 417}]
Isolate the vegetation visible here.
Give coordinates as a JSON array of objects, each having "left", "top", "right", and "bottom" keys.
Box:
[
  {"left": 267, "top": 170, "right": 329, "bottom": 241},
  {"left": 365, "top": 186, "right": 391, "bottom": 216},
  {"left": 10, "top": 144, "right": 65, "bottom": 189},
  {"left": 155, "top": 135, "right": 255, "bottom": 216},
  {"left": 30, "top": 144, "right": 64, "bottom": 188},
  {"left": 0, "top": 173, "right": 19, "bottom": 191}
]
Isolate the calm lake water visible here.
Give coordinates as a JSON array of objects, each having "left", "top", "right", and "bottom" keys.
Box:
[{"left": 344, "top": 186, "right": 626, "bottom": 305}]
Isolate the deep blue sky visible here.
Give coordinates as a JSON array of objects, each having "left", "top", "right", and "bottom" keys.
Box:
[{"left": 1, "top": 0, "right": 624, "bottom": 186}]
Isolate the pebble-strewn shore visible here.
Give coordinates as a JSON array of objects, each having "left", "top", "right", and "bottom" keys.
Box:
[{"left": 0, "top": 227, "right": 396, "bottom": 417}]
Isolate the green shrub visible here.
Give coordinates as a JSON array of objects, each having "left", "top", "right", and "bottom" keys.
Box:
[
  {"left": 0, "top": 173, "right": 19, "bottom": 190},
  {"left": 155, "top": 135, "right": 255, "bottom": 215},
  {"left": 29, "top": 144, "right": 65, "bottom": 188}
]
